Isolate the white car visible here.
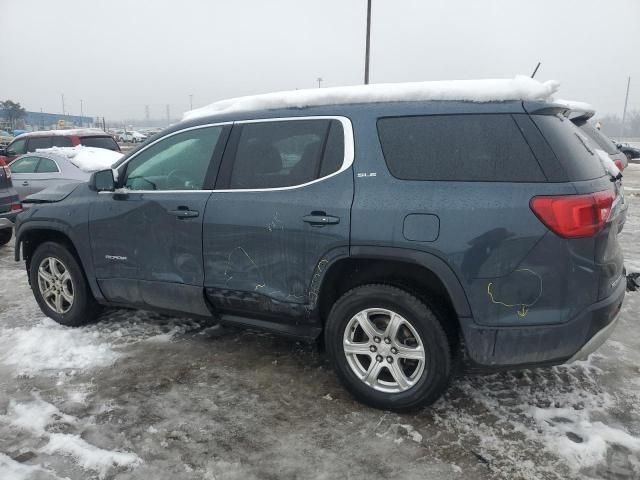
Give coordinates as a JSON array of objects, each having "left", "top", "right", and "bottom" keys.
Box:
[{"left": 119, "top": 131, "right": 147, "bottom": 143}]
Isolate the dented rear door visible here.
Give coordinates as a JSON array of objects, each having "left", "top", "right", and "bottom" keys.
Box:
[{"left": 202, "top": 117, "right": 353, "bottom": 325}]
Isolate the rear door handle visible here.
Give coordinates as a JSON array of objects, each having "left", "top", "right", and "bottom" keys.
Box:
[
  {"left": 22, "top": 181, "right": 29, "bottom": 186},
  {"left": 168, "top": 208, "right": 199, "bottom": 219},
  {"left": 302, "top": 212, "right": 340, "bottom": 226}
]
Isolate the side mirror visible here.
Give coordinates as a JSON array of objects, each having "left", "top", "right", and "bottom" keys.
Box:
[
  {"left": 5, "top": 149, "right": 15, "bottom": 156},
  {"left": 90, "top": 169, "right": 115, "bottom": 192}
]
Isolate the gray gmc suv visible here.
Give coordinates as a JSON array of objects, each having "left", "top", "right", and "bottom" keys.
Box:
[{"left": 13, "top": 95, "right": 627, "bottom": 410}]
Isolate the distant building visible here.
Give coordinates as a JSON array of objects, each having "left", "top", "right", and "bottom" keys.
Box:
[{"left": 0, "top": 110, "right": 94, "bottom": 131}]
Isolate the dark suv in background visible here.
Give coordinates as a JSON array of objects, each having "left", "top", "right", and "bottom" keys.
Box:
[
  {"left": 0, "top": 129, "right": 120, "bottom": 164},
  {"left": 13, "top": 93, "right": 626, "bottom": 410}
]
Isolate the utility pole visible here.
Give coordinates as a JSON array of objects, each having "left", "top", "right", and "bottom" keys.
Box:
[
  {"left": 621, "top": 76, "right": 631, "bottom": 139},
  {"left": 166, "top": 104, "right": 171, "bottom": 125},
  {"left": 317, "top": 77, "right": 323, "bottom": 88},
  {"left": 364, "top": 0, "right": 372, "bottom": 84},
  {"left": 189, "top": 94, "right": 193, "bottom": 110},
  {"left": 61, "top": 94, "right": 66, "bottom": 117},
  {"left": 80, "top": 99, "right": 84, "bottom": 127},
  {"left": 40, "top": 108, "right": 44, "bottom": 130},
  {"left": 145, "top": 105, "right": 150, "bottom": 123}
]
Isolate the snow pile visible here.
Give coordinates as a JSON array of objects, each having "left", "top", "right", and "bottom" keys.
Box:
[
  {"left": 15, "top": 128, "right": 107, "bottom": 139},
  {"left": 184, "top": 75, "right": 560, "bottom": 120},
  {"left": 0, "top": 318, "right": 120, "bottom": 375},
  {"left": 36, "top": 145, "right": 123, "bottom": 172},
  {"left": 0, "top": 394, "right": 141, "bottom": 479}
]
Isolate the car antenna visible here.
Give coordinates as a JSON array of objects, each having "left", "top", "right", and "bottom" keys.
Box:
[{"left": 531, "top": 62, "right": 541, "bottom": 78}]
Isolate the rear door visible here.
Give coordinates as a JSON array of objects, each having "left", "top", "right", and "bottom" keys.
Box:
[
  {"left": 89, "top": 124, "right": 230, "bottom": 314},
  {"left": 9, "top": 156, "right": 41, "bottom": 198},
  {"left": 202, "top": 117, "right": 354, "bottom": 326}
]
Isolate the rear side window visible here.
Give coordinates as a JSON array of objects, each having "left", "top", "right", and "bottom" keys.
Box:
[
  {"left": 10, "top": 156, "right": 40, "bottom": 173},
  {"left": 377, "top": 114, "right": 545, "bottom": 182},
  {"left": 81, "top": 136, "right": 120, "bottom": 151},
  {"left": 226, "top": 119, "right": 344, "bottom": 189},
  {"left": 572, "top": 119, "right": 618, "bottom": 155},
  {"left": 532, "top": 115, "right": 605, "bottom": 181},
  {"left": 27, "top": 137, "right": 53, "bottom": 152},
  {"left": 52, "top": 136, "right": 73, "bottom": 147},
  {"left": 36, "top": 158, "right": 60, "bottom": 173}
]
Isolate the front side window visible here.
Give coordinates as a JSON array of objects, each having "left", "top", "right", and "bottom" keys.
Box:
[
  {"left": 124, "top": 126, "right": 222, "bottom": 191},
  {"left": 28, "top": 137, "right": 53, "bottom": 152},
  {"left": 377, "top": 114, "right": 546, "bottom": 182},
  {"left": 7, "top": 138, "right": 26, "bottom": 155},
  {"left": 10, "top": 156, "right": 40, "bottom": 173},
  {"left": 36, "top": 158, "right": 60, "bottom": 173},
  {"left": 227, "top": 119, "right": 344, "bottom": 189}
]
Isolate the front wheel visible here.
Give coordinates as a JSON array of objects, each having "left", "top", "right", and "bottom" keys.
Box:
[
  {"left": 29, "top": 241, "right": 102, "bottom": 326},
  {"left": 325, "top": 284, "right": 452, "bottom": 411}
]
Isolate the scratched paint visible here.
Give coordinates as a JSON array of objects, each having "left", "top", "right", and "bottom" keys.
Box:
[
  {"left": 487, "top": 268, "right": 542, "bottom": 318},
  {"left": 224, "top": 246, "right": 267, "bottom": 290}
]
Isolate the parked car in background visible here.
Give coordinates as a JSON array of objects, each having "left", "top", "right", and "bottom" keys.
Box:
[
  {"left": 555, "top": 100, "right": 628, "bottom": 171},
  {"left": 118, "top": 131, "right": 147, "bottom": 143},
  {"left": 13, "top": 79, "right": 626, "bottom": 411},
  {"left": 9, "top": 147, "right": 123, "bottom": 199},
  {"left": 616, "top": 142, "right": 640, "bottom": 162},
  {"left": 0, "top": 130, "right": 13, "bottom": 148},
  {"left": 0, "top": 129, "right": 120, "bottom": 164},
  {"left": 0, "top": 158, "right": 22, "bottom": 246}
]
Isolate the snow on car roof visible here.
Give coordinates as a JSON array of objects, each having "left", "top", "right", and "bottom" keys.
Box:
[
  {"left": 36, "top": 146, "right": 123, "bottom": 172},
  {"left": 16, "top": 128, "right": 111, "bottom": 139},
  {"left": 184, "top": 75, "right": 560, "bottom": 120}
]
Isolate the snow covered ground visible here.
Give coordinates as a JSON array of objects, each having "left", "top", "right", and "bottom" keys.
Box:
[{"left": 1, "top": 171, "right": 639, "bottom": 479}]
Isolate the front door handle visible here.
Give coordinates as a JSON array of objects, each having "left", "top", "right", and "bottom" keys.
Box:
[
  {"left": 168, "top": 208, "right": 199, "bottom": 219},
  {"left": 22, "top": 181, "right": 29, "bottom": 186},
  {"left": 302, "top": 211, "right": 340, "bottom": 226}
]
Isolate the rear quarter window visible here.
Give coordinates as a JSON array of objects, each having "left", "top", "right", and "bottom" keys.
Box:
[
  {"left": 532, "top": 115, "right": 605, "bottom": 181},
  {"left": 377, "top": 114, "right": 546, "bottom": 182}
]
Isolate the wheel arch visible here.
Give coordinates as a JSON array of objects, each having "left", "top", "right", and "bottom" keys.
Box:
[
  {"left": 15, "top": 223, "right": 104, "bottom": 302},
  {"left": 315, "top": 246, "right": 473, "bottom": 347}
]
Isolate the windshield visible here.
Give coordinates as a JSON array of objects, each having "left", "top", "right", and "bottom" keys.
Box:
[{"left": 572, "top": 119, "right": 618, "bottom": 155}]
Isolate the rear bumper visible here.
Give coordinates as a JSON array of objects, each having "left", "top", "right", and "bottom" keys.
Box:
[
  {"left": 0, "top": 211, "right": 18, "bottom": 230},
  {"left": 461, "top": 275, "right": 625, "bottom": 368}
]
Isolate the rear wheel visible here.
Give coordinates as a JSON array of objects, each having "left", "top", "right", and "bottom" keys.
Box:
[
  {"left": 29, "top": 242, "right": 101, "bottom": 326},
  {"left": 325, "top": 284, "right": 452, "bottom": 411},
  {"left": 0, "top": 229, "right": 12, "bottom": 246}
]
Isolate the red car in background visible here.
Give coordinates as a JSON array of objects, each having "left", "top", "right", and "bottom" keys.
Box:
[{"left": 0, "top": 129, "right": 120, "bottom": 164}]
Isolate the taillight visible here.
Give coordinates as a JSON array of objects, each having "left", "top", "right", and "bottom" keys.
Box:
[
  {"left": 530, "top": 191, "right": 615, "bottom": 238},
  {"left": 10, "top": 203, "right": 22, "bottom": 211},
  {"left": 614, "top": 159, "right": 624, "bottom": 171},
  {"left": 0, "top": 158, "right": 10, "bottom": 179}
]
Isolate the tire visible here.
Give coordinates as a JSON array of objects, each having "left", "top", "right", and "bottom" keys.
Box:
[
  {"left": 0, "top": 228, "right": 12, "bottom": 246},
  {"left": 29, "top": 241, "right": 102, "bottom": 326},
  {"left": 325, "top": 284, "right": 452, "bottom": 411}
]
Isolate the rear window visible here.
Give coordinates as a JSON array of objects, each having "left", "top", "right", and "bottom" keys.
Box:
[
  {"left": 377, "top": 114, "right": 546, "bottom": 182},
  {"left": 80, "top": 136, "right": 120, "bottom": 151},
  {"left": 572, "top": 119, "right": 618, "bottom": 155},
  {"left": 532, "top": 115, "right": 605, "bottom": 181}
]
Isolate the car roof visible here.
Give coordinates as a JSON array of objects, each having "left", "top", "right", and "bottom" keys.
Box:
[{"left": 15, "top": 128, "right": 112, "bottom": 139}]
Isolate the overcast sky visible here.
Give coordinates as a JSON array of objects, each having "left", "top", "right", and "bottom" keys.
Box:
[{"left": 1, "top": 0, "right": 638, "bottom": 122}]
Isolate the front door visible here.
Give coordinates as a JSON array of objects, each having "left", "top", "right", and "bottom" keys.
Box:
[
  {"left": 203, "top": 117, "right": 353, "bottom": 328},
  {"left": 89, "top": 124, "right": 230, "bottom": 315}
]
